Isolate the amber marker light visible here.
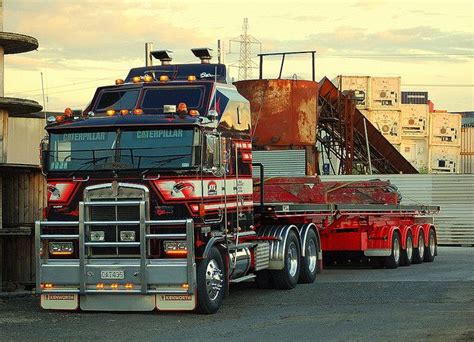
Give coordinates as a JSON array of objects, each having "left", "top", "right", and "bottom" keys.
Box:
[
  {"left": 188, "top": 75, "right": 196, "bottom": 81},
  {"left": 133, "top": 108, "right": 143, "bottom": 115},
  {"left": 110, "top": 283, "right": 119, "bottom": 290},
  {"left": 115, "top": 79, "right": 124, "bottom": 85},
  {"left": 55, "top": 115, "right": 64, "bottom": 123},
  {"left": 120, "top": 109, "right": 129, "bottom": 116},
  {"left": 182, "top": 283, "right": 189, "bottom": 289},
  {"left": 143, "top": 75, "right": 153, "bottom": 82},
  {"left": 159, "top": 75, "right": 169, "bottom": 82},
  {"left": 189, "top": 109, "right": 199, "bottom": 117},
  {"left": 177, "top": 102, "right": 188, "bottom": 113},
  {"left": 132, "top": 76, "right": 142, "bottom": 83},
  {"left": 106, "top": 109, "right": 116, "bottom": 116},
  {"left": 96, "top": 283, "right": 105, "bottom": 290},
  {"left": 64, "top": 107, "right": 73, "bottom": 118},
  {"left": 125, "top": 283, "right": 134, "bottom": 290},
  {"left": 43, "top": 283, "right": 54, "bottom": 289}
]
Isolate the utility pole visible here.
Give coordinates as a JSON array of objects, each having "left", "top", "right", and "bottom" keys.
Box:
[{"left": 229, "top": 18, "right": 262, "bottom": 81}]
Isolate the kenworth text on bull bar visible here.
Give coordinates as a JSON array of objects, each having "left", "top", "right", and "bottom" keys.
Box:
[{"left": 36, "top": 48, "right": 438, "bottom": 314}]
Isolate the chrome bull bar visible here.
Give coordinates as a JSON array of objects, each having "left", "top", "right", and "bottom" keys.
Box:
[{"left": 36, "top": 200, "right": 195, "bottom": 295}]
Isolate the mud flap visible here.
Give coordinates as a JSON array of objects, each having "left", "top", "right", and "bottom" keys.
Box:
[
  {"left": 156, "top": 294, "right": 196, "bottom": 311},
  {"left": 41, "top": 294, "right": 78, "bottom": 310}
]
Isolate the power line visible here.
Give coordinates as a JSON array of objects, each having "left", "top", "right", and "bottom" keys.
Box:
[{"left": 402, "top": 84, "right": 474, "bottom": 87}]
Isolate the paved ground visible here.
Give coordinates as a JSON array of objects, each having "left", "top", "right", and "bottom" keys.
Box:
[{"left": 1, "top": 247, "right": 473, "bottom": 341}]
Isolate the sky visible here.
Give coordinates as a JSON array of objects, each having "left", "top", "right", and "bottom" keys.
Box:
[{"left": 2, "top": 0, "right": 473, "bottom": 113}]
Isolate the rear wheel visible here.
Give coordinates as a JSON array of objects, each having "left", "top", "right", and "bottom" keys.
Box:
[
  {"left": 196, "top": 246, "right": 225, "bottom": 314},
  {"left": 424, "top": 228, "right": 436, "bottom": 262},
  {"left": 272, "top": 230, "right": 301, "bottom": 289},
  {"left": 400, "top": 231, "right": 413, "bottom": 266},
  {"left": 413, "top": 230, "right": 425, "bottom": 264},
  {"left": 299, "top": 229, "right": 319, "bottom": 284},
  {"left": 384, "top": 231, "right": 401, "bottom": 269}
]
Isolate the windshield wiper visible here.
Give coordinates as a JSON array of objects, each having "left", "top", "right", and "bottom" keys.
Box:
[
  {"left": 66, "top": 155, "right": 112, "bottom": 178},
  {"left": 140, "top": 154, "right": 190, "bottom": 176}
]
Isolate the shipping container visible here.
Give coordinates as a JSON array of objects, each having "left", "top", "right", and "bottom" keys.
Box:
[
  {"left": 401, "top": 104, "right": 429, "bottom": 137},
  {"left": 461, "top": 126, "right": 474, "bottom": 173},
  {"left": 429, "top": 145, "right": 461, "bottom": 173},
  {"left": 369, "top": 110, "right": 402, "bottom": 143},
  {"left": 429, "top": 112, "right": 462, "bottom": 146},
  {"left": 333, "top": 75, "right": 370, "bottom": 109},
  {"left": 370, "top": 77, "right": 401, "bottom": 110},
  {"left": 401, "top": 91, "right": 429, "bottom": 105},
  {"left": 400, "top": 138, "right": 429, "bottom": 172}
]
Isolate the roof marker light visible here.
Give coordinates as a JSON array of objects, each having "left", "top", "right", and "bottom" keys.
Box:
[
  {"left": 159, "top": 75, "right": 169, "bottom": 82},
  {"left": 189, "top": 109, "right": 199, "bottom": 117},
  {"left": 55, "top": 115, "right": 64, "bottom": 123},
  {"left": 106, "top": 109, "right": 116, "bottom": 116},
  {"left": 120, "top": 109, "right": 129, "bottom": 116},
  {"left": 188, "top": 75, "right": 196, "bottom": 81},
  {"left": 177, "top": 102, "right": 187, "bottom": 113},
  {"left": 64, "top": 107, "right": 73, "bottom": 118},
  {"left": 133, "top": 108, "right": 143, "bottom": 115},
  {"left": 143, "top": 74, "right": 153, "bottom": 82},
  {"left": 115, "top": 79, "right": 125, "bottom": 85},
  {"left": 132, "top": 76, "right": 142, "bottom": 83}
]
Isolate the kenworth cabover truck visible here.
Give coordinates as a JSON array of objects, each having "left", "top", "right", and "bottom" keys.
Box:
[{"left": 36, "top": 48, "right": 438, "bottom": 314}]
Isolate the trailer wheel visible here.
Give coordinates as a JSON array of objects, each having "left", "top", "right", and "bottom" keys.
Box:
[
  {"left": 196, "top": 246, "right": 225, "bottom": 314},
  {"left": 384, "top": 231, "right": 401, "bottom": 269},
  {"left": 413, "top": 230, "right": 425, "bottom": 264},
  {"left": 424, "top": 228, "right": 436, "bottom": 262},
  {"left": 272, "top": 230, "right": 301, "bottom": 289},
  {"left": 299, "top": 229, "right": 319, "bottom": 283},
  {"left": 400, "top": 231, "right": 413, "bottom": 266}
]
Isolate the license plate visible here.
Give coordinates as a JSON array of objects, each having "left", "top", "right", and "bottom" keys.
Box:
[{"left": 100, "top": 270, "right": 125, "bottom": 280}]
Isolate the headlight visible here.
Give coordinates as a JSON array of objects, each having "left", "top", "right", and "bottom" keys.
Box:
[
  {"left": 90, "top": 231, "right": 105, "bottom": 241},
  {"left": 164, "top": 240, "right": 187, "bottom": 256},
  {"left": 49, "top": 242, "right": 74, "bottom": 255},
  {"left": 120, "top": 231, "right": 136, "bottom": 242}
]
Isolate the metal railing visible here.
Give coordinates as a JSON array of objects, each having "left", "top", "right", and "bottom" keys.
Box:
[{"left": 36, "top": 200, "right": 195, "bottom": 295}]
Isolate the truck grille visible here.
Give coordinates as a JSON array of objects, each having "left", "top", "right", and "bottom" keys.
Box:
[{"left": 84, "top": 183, "right": 148, "bottom": 258}]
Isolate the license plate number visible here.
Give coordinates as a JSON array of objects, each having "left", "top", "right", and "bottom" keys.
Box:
[{"left": 101, "top": 270, "right": 124, "bottom": 280}]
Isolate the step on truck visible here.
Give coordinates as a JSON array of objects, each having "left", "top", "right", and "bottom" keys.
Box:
[{"left": 36, "top": 48, "right": 438, "bottom": 314}]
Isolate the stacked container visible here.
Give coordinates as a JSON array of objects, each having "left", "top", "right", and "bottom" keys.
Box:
[{"left": 428, "top": 112, "right": 462, "bottom": 173}]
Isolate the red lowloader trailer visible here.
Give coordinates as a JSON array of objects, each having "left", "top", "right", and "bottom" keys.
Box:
[{"left": 36, "top": 49, "right": 437, "bottom": 314}]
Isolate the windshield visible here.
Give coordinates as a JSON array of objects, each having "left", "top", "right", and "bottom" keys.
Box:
[
  {"left": 95, "top": 89, "right": 140, "bottom": 112},
  {"left": 48, "top": 128, "right": 197, "bottom": 172},
  {"left": 141, "top": 87, "right": 203, "bottom": 113}
]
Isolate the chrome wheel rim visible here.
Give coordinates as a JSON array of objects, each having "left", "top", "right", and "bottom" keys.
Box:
[
  {"left": 406, "top": 235, "right": 413, "bottom": 261},
  {"left": 287, "top": 242, "right": 299, "bottom": 277},
  {"left": 205, "top": 259, "right": 223, "bottom": 301},
  {"left": 306, "top": 239, "right": 317, "bottom": 273},
  {"left": 419, "top": 234, "right": 425, "bottom": 258},
  {"left": 393, "top": 236, "right": 400, "bottom": 263},
  {"left": 429, "top": 233, "right": 436, "bottom": 256}
]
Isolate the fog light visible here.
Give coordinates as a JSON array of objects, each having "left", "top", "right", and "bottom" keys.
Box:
[
  {"left": 164, "top": 240, "right": 187, "bottom": 256},
  {"left": 120, "top": 231, "right": 136, "bottom": 242},
  {"left": 90, "top": 231, "right": 105, "bottom": 241},
  {"left": 49, "top": 242, "right": 74, "bottom": 255}
]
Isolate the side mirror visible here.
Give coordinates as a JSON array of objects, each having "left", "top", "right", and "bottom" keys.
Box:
[
  {"left": 207, "top": 109, "right": 218, "bottom": 121},
  {"left": 40, "top": 139, "right": 49, "bottom": 175}
]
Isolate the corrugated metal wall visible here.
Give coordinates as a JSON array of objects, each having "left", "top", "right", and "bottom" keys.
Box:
[
  {"left": 321, "top": 174, "right": 474, "bottom": 246},
  {"left": 461, "top": 127, "right": 473, "bottom": 173},
  {"left": 253, "top": 150, "right": 306, "bottom": 176}
]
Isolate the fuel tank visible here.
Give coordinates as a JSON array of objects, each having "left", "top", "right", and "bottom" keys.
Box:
[{"left": 234, "top": 79, "right": 319, "bottom": 147}]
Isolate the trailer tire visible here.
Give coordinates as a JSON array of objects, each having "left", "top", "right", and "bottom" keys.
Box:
[
  {"left": 413, "top": 230, "right": 425, "bottom": 264},
  {"left": 424, "top": 228, "right": 436, "bottom": 262},
  {"left": 196, "top": 246, "right": 225, "bottom": 314},
  {"left": 255, "top": 270, "right": 273, "bottom": 289},
  {"left": 400, "top": 231, "right": 413, "bottom": 266},
  {"left": 299, "top": 229, "right": 319, "bottom": 283},
  {"left": 272, "top": 230, "right": 301, "bottom": 289},
  {"left": 384, "top": 231, "right": 401, "bottom": 269}
]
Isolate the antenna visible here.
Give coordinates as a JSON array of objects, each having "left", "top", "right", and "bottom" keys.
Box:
[
  {"left": 229, "top": 18, "right": 262, "bottom": 81},
  {"left": 40, "top": 72, "right": 46, "bottom": 119}
]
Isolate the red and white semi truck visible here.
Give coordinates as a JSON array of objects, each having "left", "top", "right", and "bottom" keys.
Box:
[{"left": 36, "top": 49, "right": 438, "bottom": 314}]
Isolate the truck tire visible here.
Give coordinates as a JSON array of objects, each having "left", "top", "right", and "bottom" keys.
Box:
[
  {"left": 272, "top": 230, "right": 301, "bottom": 289},
  {"left": 400, "top": 231, "right": 413, "bottom": 266},
  {"left": 413, "top": 230, "right": 425, "bottom": 264},
  {"left": 196, "top": 246, "right": 225, "bottom": 314},
  {"left": 299, "top": 229, "right": 319, "bottom": 283},
  {"left": 384, "top": 231, "right": 401, "bottom": 269},
  {"left": 424, "top": 228, "right": 436, "bottom": 262}
]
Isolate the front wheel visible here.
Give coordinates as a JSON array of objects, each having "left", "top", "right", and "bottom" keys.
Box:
[
  {"left": 299, "top": 229, "right": 319, "bottom": 283},
  {"left": 272, "top": 230, "right": 301, "bottom": 289},
  {"left": 196, "top": 246, "right": 225, "bottom": 314}
]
